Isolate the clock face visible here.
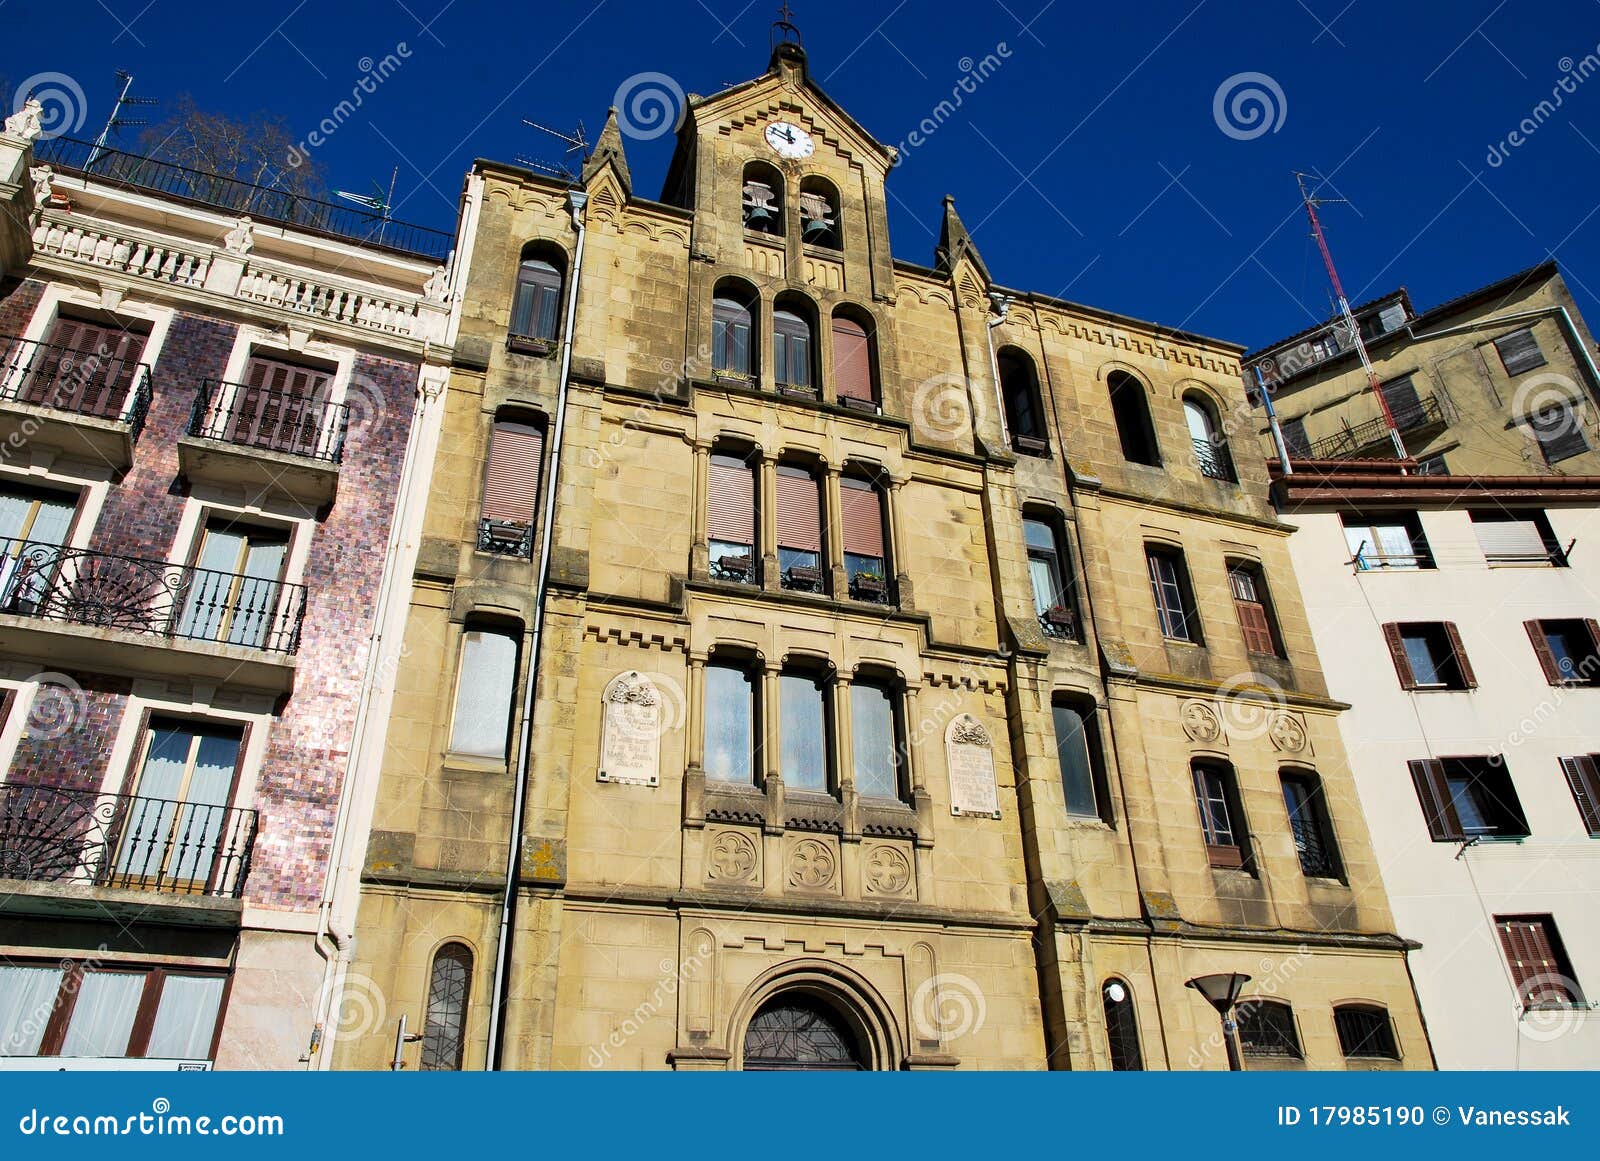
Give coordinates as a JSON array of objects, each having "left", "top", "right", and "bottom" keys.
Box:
[{"left": 764, "top": 121, "right": 815, "bottom": 160}]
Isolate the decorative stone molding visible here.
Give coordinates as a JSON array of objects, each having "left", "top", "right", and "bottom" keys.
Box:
[
  {"left": 706, "top": 828, "right": 759, "bottom": 885},
  {"left": 1269, "top": 711, "right": 1309, "bottom": 753},
  {"left": 863, "top": 843, "right": 912, "bottom": 896},
  {"left": 787, "top": 837, "right": 837, "bottom": 889},
  {"left": 4, "top": 99, "right": 43, "bottom": 141},
  {"left": 946, "top": 714, "right": 1001, "bottom": 819},
  {"left": 223, "top": 216, "right": 254, "bottom": 255},
  {"left": 1180, "top": 699, "right": 1223, "bottom": 743}
]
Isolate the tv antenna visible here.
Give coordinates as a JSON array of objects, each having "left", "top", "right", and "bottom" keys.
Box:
[
  {"left": 336, "top": 166, "right": 400, "bottom": 246},
  {"left": 87, "top": 71, "right": 158, "bottom": 170},
  {"left": 517, "top": 117, "right": 588, "bottom": 182}
]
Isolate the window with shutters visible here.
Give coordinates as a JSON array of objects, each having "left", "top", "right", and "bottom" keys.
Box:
[
  {"left": 1471, "top": 509, "right": 1564, "bottom": 566},
  {"left": 1102, "top": 980, "right": 1144, "bottom": 1071},
  {"left": 1528, "top": 404, "right": 1589, "bottom": 464},
  {"left": 1109, "top": 371, "right": 1161, "bottom": 466},
  {"left": 1280, "top": 415, "right": 1312, "bottom": 458},
  {"left": 773, "top": 295, "right": 816, "bottom": 394},
  {"left": 478, "top": 414, "right": 546, "bottom": 558},
  {"left": 742, "top": 163, "right": 783, "bottom": 236},
  {"left": 1185, "top": 394, "right": 1235, "bottom": 482},
  {"left": 707, "top": 450, "right": 758, "bottom": 585},
  {"left": 775, "top": 463, "right": 824, "bottom": 593},
  {"left": 1558, "top": 755, "right": 1600, "bottom": 836},
  {"left": 1147, "top": 546, "right": 1202, "bottom": 643},
  {"left": 1414, "top": 452, "right": 1449, "bottom": 476},
  {"left": 1494, "top": 328, "right": 1547, "bottom": 376},
  {"left": 1280, "top": 769, "right": 1341, "bottom": 878},
  {"left": 704, "top": 657, "right": 758, "bottom": 786},
  {"left": 509, "top": 246, "right": 565, "bottom": 344},
  {"left": 799, "top": 176, "right": 841, "bottom": 250},
  {"left": 419, "top": 943, "right": 472, "bottom": 1071},
  {"left": 712, "top": 282, "right": 758, "bottom": 381},
  {"left": 1192, "top": 760, "right": 1249, "bottom": 869},
  {"left": 212, "top": 352, "right": 337, "bottom": 460},
  {"left": 1026, "top": 515, "right": 1077, "bottom": 639},
  {"left": 1227, "top": 563, "right": 1279, "bottom": 656},
  {"left": 448, "top": 622, "right": 520, "bottom": 760},
  {"left": 1341, "top": 512, "right": 1433, "bottom": 569},
  {"left": 1054, "top": 700, "right": 1108, "bottom": 822},
  {"left": 1378, "top": 374, "right": 1424, "bottom": 429},
  {"left": 1333, "top": 1005, "right": 1399, "bottom": 1060},
  {"left": 840, "top": 473, "right": 890, "bottom": 603},
  {"left": 1407, "top": 756, "right": 1529, "bottom": 841},
  {"left": 1236, "top": 999, "right": 1302, "bottom": 1058},
  {"left": 780, "top": 667, "right": 831, "bottom": 794},
  {"left": 1382, "top": 622, "right": 1474, "bottom": 690},
  {"left": 1526, "top": 619, "right": 1600, "bottom": 686},
  {"left": 830, "top": 311, "right": 876, "bottom": 410},
  {"left": 17, "top": 314, "right": 150, "bottom": 420},
  {"left": 851, "top": 677, "right": 905, "bottom": 801},
  {"left": 1495, "top": 915, "right": 1582, "bottom": 1008},
  {"left": 998, "top": 348, "right": 1047, "bottom": 454}
]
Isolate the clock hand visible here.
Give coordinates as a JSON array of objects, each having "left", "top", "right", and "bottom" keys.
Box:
[{"left": 783, "top": 126, "right": 795, "bottom": 144}]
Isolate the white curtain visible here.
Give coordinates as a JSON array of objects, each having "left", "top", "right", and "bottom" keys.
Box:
[
  {"left": 0, "top": 965, "right": 64, "bottom": 1056},
  {"left": 145, "top": 975, "right": 224, "bottom": 1059},
  {"left": 59, "top": 972, "right": 144, "bottom": 1057}
]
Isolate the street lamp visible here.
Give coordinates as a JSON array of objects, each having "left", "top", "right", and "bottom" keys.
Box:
[{"left": 1186, "top": 972, "right": 1251, "bottom": 1071}]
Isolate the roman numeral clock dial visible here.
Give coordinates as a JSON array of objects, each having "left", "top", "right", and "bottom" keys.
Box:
[{"left": 764, "top": 120, "right": 814, "bottom": 159}]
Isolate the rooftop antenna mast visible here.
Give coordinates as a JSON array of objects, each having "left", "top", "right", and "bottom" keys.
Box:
[
  {"left": 517, "top": 118, "right": 589, "bottom": 183},
  {"left": 1296, "top": 170, "right": 1406, "bottom": 462},
  {"left": 335, "top": 166, "right": 399, "bottom": 246},
  {"left": 87, "top": 71, "right": 158, "bottom": 170}
]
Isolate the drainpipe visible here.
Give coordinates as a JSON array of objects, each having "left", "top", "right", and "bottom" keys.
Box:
[
  {"left": 1255, "top": 365, "right": 1293, "bottom": 476},
  {"left": 986, "top": 291, "right": 1014, "bottom": 448},
  {"left": 486, "top": 187, "right": 588, "bottom": 1070}
]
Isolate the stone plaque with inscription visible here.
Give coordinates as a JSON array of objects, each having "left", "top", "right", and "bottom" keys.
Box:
[
  {"left": 598, "top": 671, "right": 661, "bottom": 786},
  {"left": 945, "top": 714, "right": 1000, "bottom": 818}
]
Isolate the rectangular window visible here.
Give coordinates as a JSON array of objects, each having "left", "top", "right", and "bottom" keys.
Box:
[
  {"left": 775, "top": 465, "right": 822, "bottom": 592},
  {"left": 1407, "top": 756, "right": 1530, "bottom": 841},
  {"left": 448, "top": 626, "right": 519, "bottom": 759},
  {"left": 0, "top": 962, "right": 225, "bottom": 1061},
  {"left": 1379, "top": 374, "right": 1423, "bottom": 427},
  {"left": 1495, "top": 916, "right": 1581, "bottom": 1007},
  {"left": 118, "top": 719, "right": 245, "bottom": 894},
  {"left": 1027, "top": 517, "right": 1076, "bottom": 638},
  {"left": 1526, "top": 619, "right": 1600, "bottom": 686},
  {"left": 1494, "top": 328, "right": 1547, "bottom": 376},
  {"left": 1052, "top": 702, "right": 1105, "bottom": 820},
  {"left": 22, "top": 314, "right": 149, "bottom": 419},
  {"left": 0, "top": 483, "right": 78, "bottom": 613},
  {"left": 840, "top": 476, "right": 888, "bottom": 602},
  {"left": 1342, "top": 513, "right": 1432, "bottom": 569},
  {"left": 224, "top": 354, "right": 333, "bottom": 457},
  {"left": 1334, "top": 1007, "right": 1399, "bottom": 1060},
  {"left": 1228, "top": 564, "right": 1278, "bottom": 656},
  {"left": 780, "top": 672, "right": 828, "bottom": 793},
  {"left": 831, "top": 318, "right": 874, "bottom": 403},
  {"left": 1558, "top": 756, "right": 1600, "bottom": 836},
  {"left": 1280, "top": 415, "right": 1311, "bottom": 458},
  {"left": 1471, "top": 510, "right": 1563, "bottom": 566},
  {"left": 1147, "top": 547, "right": 1201, "bottom": 643},
  {"left": 178, "top": 520, "right": 289, "bottom": 649},
  {"left": 479, "top": 419, "right": 545, "bottom": 556},
  {"left": 1382, "top": 622, "right": 1475, "bottom": 690},
  {"left": 1414, "top": 452, "right": 1449, "bottom": 476},
  {"left": 851, "top": 682, "right": 902, "bottom": 800},
  {"left": 1280, "top": 771, "right": 1340, "bottom": 878},
  {"left": 1528, "top": 405, "right": 1589, "bottom": 464},
  {"left": 704, "top": 662, "right": 756, "bottom": 785},
  {"left": 707, "top": 453, "right": 757, "bottom": 584},
  {"left": 1193, "top": 762, "right": 1247, "bottom": 868}
]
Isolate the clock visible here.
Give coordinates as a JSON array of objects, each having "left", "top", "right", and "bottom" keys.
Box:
[{"left": 764, "top": 121, "right": 815, "bottom": 160}]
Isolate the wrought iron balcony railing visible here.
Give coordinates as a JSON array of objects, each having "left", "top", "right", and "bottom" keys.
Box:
[
  {"left": 1302, "top": 395, "right": 1447, "bottom": 461},
  {"left": 0, "top": 781, "right": 255, "bottom": 898},
  {"left": 0, "top": 538, "right": 306, "bottom": 654},
  {"left": 477, "top": 519, "right": 534, "bottom": 559},
  {"left": 34, "top": 136, "right": 453, "bottom": 262},
  {"left": 0, "top": 334, "right": 153, "bottom": 440},
  {"left": 189, "top": 378, "right": 348, "bottom": 463},
  {"left": 1289, "top": 814, "right": 1339, "bottom": 878},
  {"left": 1191, "top": 437, "right": 1236, "bottom": 482}
]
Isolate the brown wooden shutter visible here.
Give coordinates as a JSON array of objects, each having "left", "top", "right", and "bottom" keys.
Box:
[
  {"left": 774, "top": 465, "right": 821, "bottom": 552},
  {"left": 706, "top": 454, "right": 755, "bottom": 544},
  {"left": 1525, "top": 620, "right": 1562, "bottom": 684},
  {"left": 839, "top": 477, "right": 884, "bottom": 559},
  {"left": 1235, "top": 598, "right": 1275, "bottom": 655},
  {"left": 1383, "top": 623, "right": 1417, "bottom": 689},
  {"left": 831, "top": 318, "right": 873, "bottom": 401},
  {"left": 32, "top": 317, "right": 147, "bottom": 416},
  {"left": 481, "top": 420, "right": 545, "bottom": 524},
  {"left": 1497, "top": 919, "right": 1574, "bottom": 1003},
  {"left": 1408, "top": 758, "right": 1461, "bottom": 841},
  {"left": 1560, "top": 756, "right": 1600, "bottom": 835},
  {"left": 1444, "top": 622, "right": 1477, "bottom": 688}
]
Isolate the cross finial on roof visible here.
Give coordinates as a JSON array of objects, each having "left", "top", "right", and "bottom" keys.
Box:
[{"left": 773, "top": 2, "right": 801, "bottom": 45}]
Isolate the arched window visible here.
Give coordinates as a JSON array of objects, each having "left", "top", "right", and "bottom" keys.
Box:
[
  {"left": 998, "top": 348, "right": 1047, "bottom": 454},
  {"left": 712, "top": 282, "right": 758, "bottom": 381},
  {"left": 479, "top": 412, "right": 545, "bottom": 557},
  {"left": 1109, "top": 371, "right": 1161, "bottom": 466},
  {"left": 840, "top": 473, "right": 889, "bottom": 603},
  {"left": 1235, "top": 998, "right": 1303, "bottom": 1059},
  {"left": 1333, "top": 1004, "right": 1399, "bottom": 1060},
  {"left": 776, "top": 462, "right": 824, "bottom": 592},
  {"left": 1102, "top": 979, "right": 1144, "bottom": 1071},
  {"left": 851, "top": 677, "right": 906, "bottom": 801},
  {"left": 830, "top": 311, "right": 877, "bottom": 410},
  {"left": 743, "top": 994, "right": 864, "bottom": 1070},
  {"left": 419, "top": 943, "right": 473, "bottom": 1071},
  {"left": 509, "top": 246, "right": 564, "bottom": 342},
  {"left": 773, "top": 295, "right": 817, "bottom": 393},
  {"left": 799, "top": 177, "right": 841, "bottom": 250},
  {"left": 780, "top": 665, "right": 831, "bottom": 793},
  {"left": 1184, "top": 393, "right": 1235, "bottom": 481},
  {"left": 742, "top": 163, "right": 783, "bottom": 236}
]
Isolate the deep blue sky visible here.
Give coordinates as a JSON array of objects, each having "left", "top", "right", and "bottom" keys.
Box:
[{"left": 5, "top": 0, "right": 1599, "bottom": 350}]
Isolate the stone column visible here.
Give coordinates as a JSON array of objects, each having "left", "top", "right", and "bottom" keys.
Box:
[
  {"left": 886, "top": 476, "right": 914, "bottom": 609},
  {"left": 761, "top": 660, "right": 785, "bottom": 898},
  {"left": 690, "top": 442, "right": 710, "bottom": 580},
  {"left": 823, "top": 462, "right": 846, "bottom": 599},
  {"left": 759, "top": 454, "right": 779, "bottom": 589}
]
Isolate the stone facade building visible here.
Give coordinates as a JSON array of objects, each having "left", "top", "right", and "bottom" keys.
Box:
[
  {"left": 0, "top": 105, "right": 454, "bottom": 1068},
  {"left": 336, "top": 36, "right": 1431, "bottom": 1071}
]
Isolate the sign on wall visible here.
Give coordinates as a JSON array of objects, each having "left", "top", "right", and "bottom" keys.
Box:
[
  {"left": 599, "top": 671, "right": 662, "bottom": 786},
  {"left": 945, "top": 714, "right": 1000, "bottom": 819}
]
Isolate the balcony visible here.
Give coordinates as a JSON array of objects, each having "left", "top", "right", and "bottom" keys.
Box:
[
  {"left": 0, "top": 781, "right": 254, "bottom": 926},
  {"left": 1192, "top": 437, "right": 1236, "bottom": 482},
  {"left": 1289, "top": 815, "right": 1340, "bottom": 879},
  {"left": 0, "top": 539, "right": 305, "bottom": 691},
  {"left": 1302, "top": 395, "right": 1447, "bottom": 461},
  {"left": 477, "top": 519, "right": 534, "bottom": 559},
  {"left": 1038, "top": 604, "right": 1080, "bottom": 641},
  {"left": 180, "top": 378, "right": 347, "bottom": 508},
  {"left": 0, "top": 334, "right": 152, "bottom": 470}
]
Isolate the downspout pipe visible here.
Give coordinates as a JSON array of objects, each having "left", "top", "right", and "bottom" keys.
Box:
[{"left": 486, "top": 187, "right": 588, "bottom": 1070}]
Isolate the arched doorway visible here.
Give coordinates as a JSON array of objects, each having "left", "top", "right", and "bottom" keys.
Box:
[{"left": 742, "top": 993, "right": 866, "bottom": 1070}]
